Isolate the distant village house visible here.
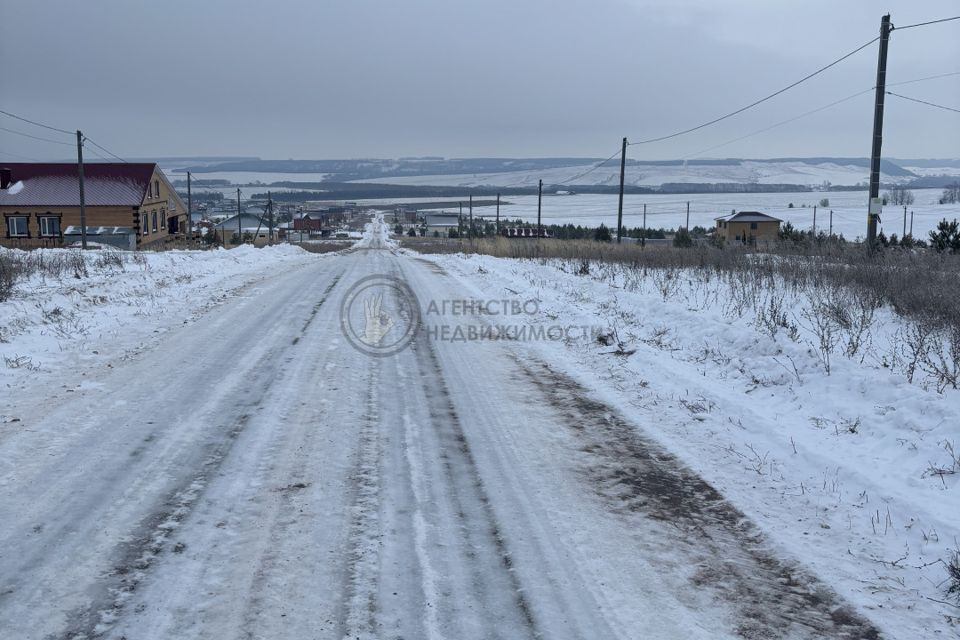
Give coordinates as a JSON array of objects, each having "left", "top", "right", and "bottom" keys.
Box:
[
  {"left": 714, "top": 211, "right": 781, "bottom": 245},
  {"left": 0, "top": 163, "right": 187, "bottom": 249}
]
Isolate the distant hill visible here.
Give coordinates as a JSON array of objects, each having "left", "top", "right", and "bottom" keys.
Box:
[{"left": 176, "top": 156, "right": 960, "bottom": 191}]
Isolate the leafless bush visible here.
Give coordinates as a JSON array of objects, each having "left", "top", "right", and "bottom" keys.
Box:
[
  {"left": 0, "top": 252, "right": 26, "bottom": 301},
  {"left": 921, "top": 327, "right": 960, "bottom": 392},
  {"left": 946, "top": 549, "right": 960, "bottom": 604},
  {"left": 66, "top": 250, "right": 88, "bottom": 278},
  {"left": 901, "top": 321, "right": 935, "bottom": 384},
  {"left": 800, "top": 292, "right": 842, "bottom": 374},
  {"left": 93, "top": 250, "right": 125, "bottom": 271},
  {"left": 651, "top": 268, "right": 679, "bottom": 300},
  {"left": 755, "top": 292, "right": 798, "bottom": 340}
]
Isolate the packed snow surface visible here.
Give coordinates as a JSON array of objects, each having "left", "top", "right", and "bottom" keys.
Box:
[{"left": 0, "top": 226, "right": 957, "bottom": 639}]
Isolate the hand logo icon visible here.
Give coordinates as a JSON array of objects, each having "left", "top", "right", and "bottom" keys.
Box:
[{"left": 363, "top": 293, "right": 395, "bottom": 346}]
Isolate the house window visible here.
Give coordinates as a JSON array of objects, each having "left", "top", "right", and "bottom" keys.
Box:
[
  {"left": 154, "top": 181, "right": 160, "bottom": 198},
  {"left": 160, "top": 208, "right": 166, "bottom": 232},
  {"left": 750, "top": 222, "right": 758, "bottom": 230},
  {"left": 39, "top": 216, "right": 61, "bottom": 237},
  {"left": 152, "top": 211, "right": 158, "bottom": 232},
  {"left": 142, "top": 213, "right": 148, "bottom": 235},
  {"left": 6, "top": 215, "right": 29, "bottom": 237}
]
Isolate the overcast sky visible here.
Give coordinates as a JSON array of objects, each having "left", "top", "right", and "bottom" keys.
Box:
[{"left": 1, "top": 0, "right": 958, "bottom": 161}]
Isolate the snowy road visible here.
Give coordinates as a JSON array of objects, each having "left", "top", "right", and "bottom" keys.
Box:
[{"left": 0, "top": 221, "right": 882, "bottom": 639}]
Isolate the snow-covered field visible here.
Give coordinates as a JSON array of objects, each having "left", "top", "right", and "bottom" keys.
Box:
[
  {"left": 461, "top": 189, "right": 958, "bottom": 241},
  {"left": 350, "top": 160, "right": 925, "bottom": 189}
]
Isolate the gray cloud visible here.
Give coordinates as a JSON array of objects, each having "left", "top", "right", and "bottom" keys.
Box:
[{"left": 2, "top": 0, "right": 958, "bottom": 160}]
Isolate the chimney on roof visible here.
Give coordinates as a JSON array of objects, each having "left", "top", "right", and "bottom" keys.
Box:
[{"left": 0, "top": 168, "right": 11, "bottom": 190}]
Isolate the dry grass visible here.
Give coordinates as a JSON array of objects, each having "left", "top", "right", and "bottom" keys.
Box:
[{"left": 404, "top": 237, "right": 960, "bottom": 333}]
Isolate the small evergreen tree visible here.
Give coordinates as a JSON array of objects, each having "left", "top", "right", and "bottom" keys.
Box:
[
  {"left": 593, "top": 224, "right": 612, "bottom": 242},
  {"left": 929, "top": 218, "right": 960, "bottom": 254},
  {"left": 673, "top": 227, "right": 693, "bottom": 248}
]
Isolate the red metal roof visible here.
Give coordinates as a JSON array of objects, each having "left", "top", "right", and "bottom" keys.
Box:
[{"left": 0, "top": 163, "right": 156, "bottom": 207}]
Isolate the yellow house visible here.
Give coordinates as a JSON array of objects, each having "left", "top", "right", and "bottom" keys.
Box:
[
  {"left": 715, "top": 211, "right": 782, "bottom": 245},
  {"left": 0, "top": 163, "right": 187, "bottom": 249}
]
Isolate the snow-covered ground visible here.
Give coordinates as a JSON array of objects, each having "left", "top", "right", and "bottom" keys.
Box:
[
  {"left": 424, "top": 249, "right": 960, "bottom": 639},
  {"left": 0, "top": 244, "right": 319, "bottom": 395},
  {"left": 1, "top": 228, "right": 957, "bottom": 638}
]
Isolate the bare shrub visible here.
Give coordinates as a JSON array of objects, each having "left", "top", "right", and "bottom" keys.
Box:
[
  {"left": 66, "top": 250, "right": 88, "bottom": 279},
  {"left": 902, "top": 321, "right": 935, "bottom": 384},
  {"left": 921, "top": 327, "right": 960, "bottom": 392},
  {"left": 944, "top": 548, "right": 960, "bottom": 604},
  {"left": 0, "top": 251, "right": 26, "bottom": 301},
  {"left": 799, "top": 292, "right": 842, "bottom": 374},
  {"left": 94, "top": 250, "right": 125, "bottom": 271},
  {"left": 755, "top": 292, "right": 798, "bottom": 340}
]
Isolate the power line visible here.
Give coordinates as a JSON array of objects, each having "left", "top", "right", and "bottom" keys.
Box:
[
  {"left": 0, "top": 125, "right": 74, "bottom": 146},
  {"left": 888, "top": 70, "right": 960, "bottom": 87},
  {"left": 553, "top": 148, "right": 624, "bottom": 185},
  {"left": 83, "top": 136, "right": 129, "bottom": 163},
  {"left": 684, "top": 87, "right": 875, "bottom": 160},
  {"left": 893, "top": 15, "right": 960, "bottom": 31},
  {"left": 886, "top": 91, "right": 960, "bottom": 114},
  {"left": 0, "top": 149, "right": 45, "bottom": 161},
  {"left": 629, "top": 35, "right": 880, "bottom": 146},
  {"left": 84, "top": 146, "right": 115, "bottom": 163},
  {"left": 0, "top": 108, "right": 73, "bottom": 136}
]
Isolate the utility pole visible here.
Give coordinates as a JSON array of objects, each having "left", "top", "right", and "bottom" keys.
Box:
[
  {"left": 616, "top": 136, "right": 627, "bottom": 243},
  {"left": 909, "top": 209, "right": 914, "bottom": 236},
  {"left": 237, "top": 188, "right": 242, "bottom": 243},
  {"left": 642, "top": 203, "right": 647, "bottom": 248},
  {"left": 458, "top": 202, "right": 463, "bottom": 239},
  {"left": 813, "top": 205, "right": 817, "bottom": 235},
  {"left": 829, "top": 210, "right": 833, "bottom": 236},
  {"left": 469, "top": 194, "right": 473, "bottom": 238},
  {"left": 76, "top": 130, "right": 87, "bottom": 250},
  {"left": 496, "top": 193, "right": 501, "bottom": 236},
  {"left": 268, "top": 191, "right": 274, "bottom": 244},
  {"left": 902, "top": 205, "right": 907, "bottom": 238},
  {"left": 685, "top": 201, "right": 690, "bottom": 232},
  {"left": 867, "top": 13, "right": 893, "bottom": 249},
  {"left": 187, "top": 171, "right": 192, "bottom": 239},
  {"left": 537, "top": 179, "right": 542, "bottom": 238}
]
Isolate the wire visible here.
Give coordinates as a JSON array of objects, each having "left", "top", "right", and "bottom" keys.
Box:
[
  {"left": 0, "top": 149, "right": 45, "bottom": 161},
  {"left": 84, "top": 147, "right": 115, "bottom": 162},
  {"left": 553, "top": 148, "right": 624, "bottom": 185},
  {"left": 886, "top": 91, "right": 960, "bottom": 114},
  {"left": 629, "top": 36, "right": 880, "bottom": 146},
  {"left": 82, "top": 136, "right": 129, "bottom": 163},
  {"left": 0, "top": 125, "right": 74, "bottom": 146},
  {"left": 0, "top": 108, "right": 74, "bottom": 136},
  {"left": 684, "top": 87, "right": 876, "bottom": 160},
  {"left": 893, "top": 16, "right": 960, "bottom": 31},
  {"left": 888, "top": 70, "right": 960, "bottom": 87}
]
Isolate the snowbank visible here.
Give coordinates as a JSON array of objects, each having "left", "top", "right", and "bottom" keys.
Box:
[
  {"left": 0, "top": 244, "right": 317, "bottom": 393},
  {"left": 429, "top": 251, "right": 960, "bottom": 638}
]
